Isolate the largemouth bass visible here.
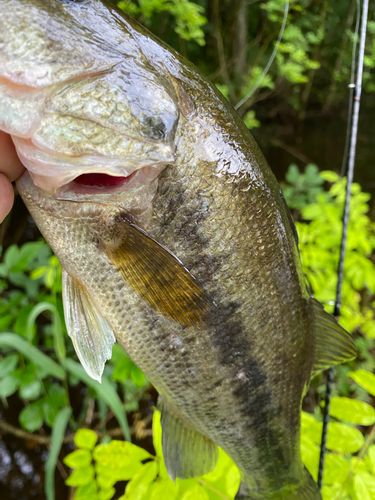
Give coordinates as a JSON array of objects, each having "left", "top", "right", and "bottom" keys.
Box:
[{"left": 0, "top": 1, "right": 356, "bottom": 498}]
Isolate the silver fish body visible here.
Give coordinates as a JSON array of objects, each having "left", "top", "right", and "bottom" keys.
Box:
[{"left": 0, "top": 1, "right": 356, "bottom": 498}]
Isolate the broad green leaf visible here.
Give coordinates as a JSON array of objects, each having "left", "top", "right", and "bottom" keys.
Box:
[
  {"left": 0, "top": 354, "right": 18, "bottom": 377},
  {"left": 201, "top": 447, "right": 241, "bottom": 499},
  {"left": 0, "top": 373, "right": 20, "bottom": 398},
  {"left": 365, "top": 445, "right": 375, "bottom": 475},
  {"left": 45, "top": 407, "right": 72, "bottom": 500},
  {"left": 355, "top": 470, "right": 375, "bottom": 495},
  {"left": 148, "top": 478, "right": 178, "bottom": 500},
  {"left": 152, "top": 410, "right": 163, "bottom": 459},
  {"left": 124, "top": 461, "right": 158, "bottom": 500},
  {"left": 75, "top": 429, "right": 98, "bottom": 450},
  {"left": 329, "top": 397, "right": 375, "bottom": 425},
  {"left": 94, "top": 440, "right": 151, "bottom": 466},
  {"left": 64, "top": 359, "right": 130, "bottom": 441},
  {"left": 96, "top": 466, "right": 135, "bottom": 488},
  {"left": 352, "top": 472, "right": 372, "bottom": 500},
  {"left": 63, "top": 449, "right": 92, "bottom": 469},
  {"left": 350, "top": 457, "right": 368, "bottom": 474},
  {"left": 323, "top": 454, "right": 350, "bottom": 485},
  {"left": 75, "top": 482, "right": 99, "bottom": 500},
  {"left": 322, "top": 483, "right": 347, "bottom": 500},
  {"left": 65, "top": 465, "right": 95, "bottom": 487},
  {"left": 0, "top": 333, "right": 65, "bottom": 380},
  {"left": 349, "top": 370, "right": 375, "bottom": 397},
  {"left": 96, "top": 461, "right": 144, "bottom": 488},
  {"left": 99, "top": 487, "right": 116, "bottom": 500},
  {"left": 320, "top": 171, "right": 340, "bottom": 183},
  {"left": 180, "top": 483, "right": 210, "bottom": 500},
  {"left": 301, "top": 412, "right": 323, "bottom": 444},
  {"left": 19, "top": 380, "right": 43, "bottom": 400},
  {"left": 131, "top": 365, "right": 146, "bottom": 387},
  {"left": 327, "top": 422, "right": 364, "bottom": 453},
  {"left": 19, "top": 401, "right": 44, "bottom": 432},
  {"left": 48, "top": 384, "right": 67, "bottom": 406},
  {"left": 300, "top": 434, "right": 320, "bottom": 480}
]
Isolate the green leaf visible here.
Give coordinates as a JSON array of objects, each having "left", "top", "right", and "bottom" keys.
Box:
[
  {"left": 63, "top": 449, "right": 92, "bottom": 469},
  {"left": 0, "top": 373, "right": 21, "bottom": 397},
  {"left": 323, "top": 454, "right": 350, "bottom": 485},
  {"left": 130, "top": 365, "right": 146, "bottom": 387},
  {"left": 329, "top": 397, "right": 375, "bottom": 425},
  {"left": 96, "top": 460, "right": 144, "bottom": 488},
  {"left": 201, "top": 447, "right": 241, "bottom": 498},
  {"left": 327, "top": 422, "right": 364, "bottom": 453},
  {"left": 45, "top": 407, "right": 72, "bottom": 500},
  {"left": 349, "top": 370, "right": 375, "bottom": 397},
  {"left": 320, "top": 170, "right": 340, "bottom": 183},
  {"left": 0, "top": 354, "right": 18, "bottom": 377},
  {"left": 74, "top": 483, "right": 99, "bottom": 500},
  {"left": 152, "top": 410, "right": 163, "bottom": 459},
  {"left": 365, "top": 445, "right": 375, "bottom": 475},
  {"left": 300, "top": 433, "right": 320, "bottom": 480},
  {"left": 19, "top": 401, "right": 44, "bottom": 432},
  {"left": 64, "top": 359, "right": 130, "bottom": 441},
  {"left": 74, "top": 429, "right": 98, "bottom": 450},
  {"left": 123, "top": 461, "right": 158, "bottom": 500},
  {"left": 19, "top": 380, "right": 43, "bottom": 400},
  {"left": 0, "top": 333, "right": 65, "bottom": 380},
  {"left": 94, "top": 440, "right": 151, "bottom": 466},
  {"left": 180, "top": 483, "right": 210, "bottom": 500},
  {"left": 353, "top": 472, "right": 372, "bottom": 500},
  {"left": 148, "top": 479, "right": 178, "bottom": 500},
  {"left": 99, "top": 487, "right": 116, "bottom": 500},
  {"left": 65, "top": 465, "right": 95, "bottom": 487}
]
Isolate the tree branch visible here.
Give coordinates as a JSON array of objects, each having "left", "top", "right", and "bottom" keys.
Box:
[{"left": 0, "top": 417, "right": 152, "bottom": 445}]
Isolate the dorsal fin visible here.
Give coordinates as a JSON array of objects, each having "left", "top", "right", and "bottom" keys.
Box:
[{"left": 311, "top": 297, "right": 357, "bottom": 379}]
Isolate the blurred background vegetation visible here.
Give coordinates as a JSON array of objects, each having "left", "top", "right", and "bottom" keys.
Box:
[{"left": 1, "top": 0, "right": 375, "bottom": 499}]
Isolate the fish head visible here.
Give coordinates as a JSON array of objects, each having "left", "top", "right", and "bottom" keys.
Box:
[{"left": 0, "top": 0, "right": 180, "bottom": 195}]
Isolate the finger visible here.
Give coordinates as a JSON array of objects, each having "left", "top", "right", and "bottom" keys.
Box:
[
  {"left": 0, "top": 131, "right": 25, "bottom": 182},
  {"left": 0, "top": 173, "right": 15, "bottom": 223}
]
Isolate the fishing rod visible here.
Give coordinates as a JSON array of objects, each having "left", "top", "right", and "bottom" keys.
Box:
[{"left": 317, "top": 0, "right": 369, "bottom": 489}]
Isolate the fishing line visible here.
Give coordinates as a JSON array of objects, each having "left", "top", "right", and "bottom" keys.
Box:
[
  {"left": 340, "top": 0, "right": 361, "bottom": 177},
  {"left": 318, "top": 0, "right": 369, "bottom": 489},
  {"left": 234, "top": 0, "right": 289, "bottom": 111}
]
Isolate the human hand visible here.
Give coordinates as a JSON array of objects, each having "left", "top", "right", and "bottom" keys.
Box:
[{"left": 0, "top": 131, "right": 26, "bottom": 222}]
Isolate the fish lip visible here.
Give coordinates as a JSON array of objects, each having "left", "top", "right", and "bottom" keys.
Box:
[{"left": 20, "top": 162, "right": 168, "bottom": 203}]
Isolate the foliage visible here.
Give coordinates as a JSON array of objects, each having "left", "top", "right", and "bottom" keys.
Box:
[
  {"left": 115, "top": 0, "right": 207, "bottom": 46},
  {"left": 284, "top": 164, "right": 375, "bottom": 499},
  {"left": 63, "top": 411, "right": 241, "bottom": 500},
  {"left": 108, "top": 0, "right": 375, "bottom": 129},
  {"left": 300, "top": 371, "right": 375, "bottom": 500}
]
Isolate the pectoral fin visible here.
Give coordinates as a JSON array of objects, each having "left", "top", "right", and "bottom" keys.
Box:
[
  {"left": 159, "top": 398, "right": 218, "bottom": 480},
  {"left": 311, "top": 298, "right": 357, "bottom": 378},
  {"left": 104, "top": 215, "right": 211, "bottom": 329},
  {"left": 62, "top": 269, "right": 115, "bottom": 382}
]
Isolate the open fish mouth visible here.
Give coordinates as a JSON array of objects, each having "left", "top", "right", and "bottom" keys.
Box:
[{"left": 52, "top": 163, "right": 166, "bottom": 200}]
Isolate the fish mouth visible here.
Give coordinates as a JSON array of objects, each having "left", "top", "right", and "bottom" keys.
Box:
[{"left": 36, "top": 163, "right": 166, "bottom": 202}]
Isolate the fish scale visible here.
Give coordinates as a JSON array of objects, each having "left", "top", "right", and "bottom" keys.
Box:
[{"left": 1, "top": 0, "right": 357, "bottom": 498}]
